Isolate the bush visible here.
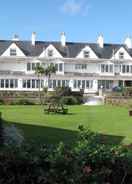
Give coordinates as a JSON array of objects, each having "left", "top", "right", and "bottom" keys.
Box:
[
  {"left": 0, "top": 99, "right": 5, "bottom": 105},
  {"left": 3, "top": 125, "right": 24, "bottom": 148},
  {"left": 15, "top": 99, "right": 35, "bottom": 105},
  {"left": 1, "top": 126, "right": 132, "bottom": 183},
  {"left": 60, "top": 96, "right": 79, "bottom": 105},
  {"left": 0, "top": 113, "right": 4, "bottom": 146}
]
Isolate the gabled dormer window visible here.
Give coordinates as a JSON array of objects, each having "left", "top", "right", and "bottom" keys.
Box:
[
  {"left": 10, "top": 49, "right": 17, "bottom": 56},
  {"left": 83, "top": 51, "right": 90, "bottom": 58},
  {"left": 119, "top": 52, "right": 124, "bottom": 59},
  {"left": 48, "top": 49, "right": 53, "bottom": 57}
]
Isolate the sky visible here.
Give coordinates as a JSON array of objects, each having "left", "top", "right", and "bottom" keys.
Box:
[{"left": 0, "top": 0, "right": 132, "bottom": 43}]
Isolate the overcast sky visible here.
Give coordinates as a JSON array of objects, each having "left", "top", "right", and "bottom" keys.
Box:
[{"left": 0, "top": 0, "right": 132, "bottom": 43}]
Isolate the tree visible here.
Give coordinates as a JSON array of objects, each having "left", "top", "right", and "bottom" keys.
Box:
[
  {"left": 35, "top": 63, "right": 57, "bottom": 105},
  {"left": 35, "top": 65, "right": 45, "bottom": 105}
]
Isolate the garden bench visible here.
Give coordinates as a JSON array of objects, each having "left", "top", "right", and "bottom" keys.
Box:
[{"left": 44, "top": 103, "right": 68, "bottom": 114}]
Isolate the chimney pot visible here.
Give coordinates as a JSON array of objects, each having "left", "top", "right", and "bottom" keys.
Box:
[
  {"left": 60, "top": 32, "right": 66, "bottom": 47},
  {"left": 31, "top": 32, "right": 36, "bottom": 46},
  {"left": 97, "top": 34, "right": 104, "bottom": 48}
]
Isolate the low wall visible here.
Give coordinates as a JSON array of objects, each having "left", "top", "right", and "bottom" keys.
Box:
[{"left": 105, "top": 96, "right": 132, "bottom": 106}]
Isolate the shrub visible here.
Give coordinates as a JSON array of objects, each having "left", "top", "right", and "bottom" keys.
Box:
[
  {"left": 15, "top": 99, "right": 35, "bottom": 105},
  {"left": 3, "top": 125, "right": 24, "bottom": 147},
  {"left": 0, "top": 112, "right": 4, "bottom": 146},
  {"left": 0, "top": 99, "right": 5, "bottom": 105},
  {"left": 60, "top": 96, "right": 79, "bottom": 105}
]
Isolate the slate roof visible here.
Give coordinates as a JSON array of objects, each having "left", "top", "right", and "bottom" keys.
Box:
[{"left": 0, "top": 40, "right": 132, "bottom": 59}]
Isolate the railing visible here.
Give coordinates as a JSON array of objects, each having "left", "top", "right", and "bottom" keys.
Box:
[{"left": 0, "top": 70, "right": 25, "bottom": 75}]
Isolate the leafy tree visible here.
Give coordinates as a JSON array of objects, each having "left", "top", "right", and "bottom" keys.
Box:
[{"left": 35, "top": 63, "right": 57, "bottom": 105}]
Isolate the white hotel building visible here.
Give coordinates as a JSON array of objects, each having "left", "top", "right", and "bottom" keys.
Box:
[{"left": 0, "top": 32, "right": 132, "bottom": 94}]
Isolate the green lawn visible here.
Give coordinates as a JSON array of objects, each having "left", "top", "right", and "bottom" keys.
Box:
[{"left": 1, "top": 105, "right": 132, "bottom": 145}]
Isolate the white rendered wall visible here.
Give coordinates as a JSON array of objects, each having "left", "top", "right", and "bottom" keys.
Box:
[
  {"left": 39, "top": 44, "right": 63, "bottom": 58},
  {"left": 76, "top": 46, "right": 98, "bottom": 59},
  {"left": 1, "top": 43, "right": 25, "bottom": 57},
  {"left": 111, "top": 47, "right": 132, "bottom": 60},
  {"left": 0, "top": 61, "right": 27, "bottom": 72},
  {"left": 64, "top": 63, "right": 99, "bottom": 73}
]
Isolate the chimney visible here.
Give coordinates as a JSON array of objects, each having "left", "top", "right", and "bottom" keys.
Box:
[
  {"left": 12, "top": 34, "right": 19, "bottom": 41},
  {"left": 31, "top": 32, "right": 36, "bottom": 46},
  {"left": 124, "top": 36, "right": 132, "bottom": 49},
  {"left": 60, "top": 32, "right": 66, "bottom": 47},
  {"left": 97, "top": 34, "right": 104, "bottom": 48}
]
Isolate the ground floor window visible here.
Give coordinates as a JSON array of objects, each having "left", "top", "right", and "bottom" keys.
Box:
[
  {"left": 22, "top": 79, "right": 44, "bottom": 89},
  {"left": 98, "top": 80, "right": 113, "bottom": 90},
  {"left": 73, "top": 80, "right": 93, "bottom": 89},
  {"left": 48, "top": 80, "right": 69, "bottom": 89},
  {"left": 0, "top": 79, "right": 18, "bottom": 88},
  {"left": 22, "top": 79, "right": 70, "bottom": 89}
]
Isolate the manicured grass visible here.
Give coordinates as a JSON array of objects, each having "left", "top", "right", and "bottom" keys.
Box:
[{"left": 1, "top": 105, "right": 132, "bottom": 145}]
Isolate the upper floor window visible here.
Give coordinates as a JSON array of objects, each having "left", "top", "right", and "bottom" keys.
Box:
[
  {"left": 119, "top": 52, "right": 124, "bottom": 59},
  {"left": 122, "top": 65, "right": 132, "bottom": 73},
  {"left": 75, "top": 64, "right": 87, "bottom": 70},
  {"left": 83, "top": 51, "right": 90, "bottom": 58},
  {"left": 101, "top": 64, "right": 113, "bottom": 73},
  {"left": 10, "top": 49, "right": 17, "bottom": 56},
  {"left": 27, "top": 62, "right": 40, "bottom": 71},
  {"left": 48, "top": 49, "right": 53, "bottom": 57},
  {"left": 55, "top": 63, "right": 63, "bottom": 72}
]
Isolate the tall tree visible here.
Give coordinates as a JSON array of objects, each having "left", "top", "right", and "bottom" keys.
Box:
[
  {"left": 35, "top": 65, "right": 45, "bottom": 105},
  {"left": 35, "top": 63, "right": 57, "bottom": 105}
]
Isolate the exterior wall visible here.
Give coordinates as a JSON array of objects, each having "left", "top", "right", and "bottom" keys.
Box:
[
  {"left": 0, "top": 61, "right": 27, "bottom": 72},
  {"left": 111, "top": 47, "right": 132, "bottom": 60},
  {"left": 76, "top": 46, "right": 98, "bottom": 59},
  {"left": 1, "top": 43, "right": 25, "bottom": 57},
  {"left": 64, "top": 63, "right": 99, "bottom": 73}
]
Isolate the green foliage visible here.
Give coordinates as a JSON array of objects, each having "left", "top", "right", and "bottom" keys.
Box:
[
  {"left": 14, "top": 99, "right": 35, "bottom": 105},
  {"left": 1, "top": 126, "right": 132, "bottom": 183},
  {"left": 0, "top": 113, "right": 4, "bottom": 146},
  {"left": 0, "top": 99, "right": 5, "bottom": 105},
  {"left": 60, "top": 96, "right": 79, "bottom": 105}
]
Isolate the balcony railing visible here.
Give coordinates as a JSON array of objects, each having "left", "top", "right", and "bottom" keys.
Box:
[{"left": 0, "top": 70, "right": 25, "bottom": 75}]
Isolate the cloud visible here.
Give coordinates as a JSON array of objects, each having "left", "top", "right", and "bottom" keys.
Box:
[{"left": 60, "top": 0, "right": 91, "bottom": 16}]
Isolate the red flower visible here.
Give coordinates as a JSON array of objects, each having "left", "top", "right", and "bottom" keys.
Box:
[{"left": 83, "top": 165, "right": 92, "bottom": 175}]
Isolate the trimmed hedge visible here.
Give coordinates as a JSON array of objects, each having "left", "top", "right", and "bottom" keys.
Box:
[
  {"left": 12, "top": 99, "right": 35, "bottom": 105},
  {"left": 60, "top": 96, "right": 80, "bottom": 105}
]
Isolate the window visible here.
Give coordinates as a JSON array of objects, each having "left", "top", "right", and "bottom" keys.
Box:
[
  {"left": 48, "top": 80, "right": 52, "bottom": 88},
  {"left": 53, "top": 80, "right": 56, "bottom": 89},
  {"left": 27, "top": 63, "right": 31, "bottom": 71},
  {"left": 0, "top": 79, "right": 18, "bottom": 88},
  {"left": 32, "top": 80, "right": 35, "bottom": 88},
  {"left": 101, "top": 64, "right": 113, "bottom": 73},
  {"left": 83, "top": 51, "right": 90, "bottom": 58},
  {"left": 62, "top": 80, "right": 65, "bottom": 87},
  {"left": 1, "top": 79, "right": 4, "bottom": 88},
  {"left": 10, "top": 79, "right": 14, "bottom": 88},
  {"left": 75, "top": 64, "right": 87, "bottom": 70},
  {"left": 78, "top": 80, "right": 81, "bottom": 88},
  {"left": 15, "top": 80, "right": 18, "bottom": 88},
  {"left": 32, "top": 63, "right": 36, "bottom": 70},
  {"left": 48, "top": 49, "right": 53, "bottom": 57},
  {"left": 10, "top": 49, "right": 17, "bottom": 56},
  {"left": 5, "top": 79, "right": 9, "bottom": 88},
  {"left": 98, "top": 80, "right": 113, "bottom": 90},
  {"left": 27, "top": 80, "right": 31, "bottom": 88},
  {"left": 122, "top": 65, "right": 132, "bottom": 73},
  {"left": 119, "top": 52, "right": 124, "bottom": 59},
  {"left": 58, "top": 80, "right": 61, "bottom": 87},
  {"left": 82, "top": 80, "right": 85, "bottom": 89},
  {"left": 23, "top": 80, "right": 26, "bottom": 88},
  {"left": 59, "top": 63, "right": 63, "bottom": 72}
]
